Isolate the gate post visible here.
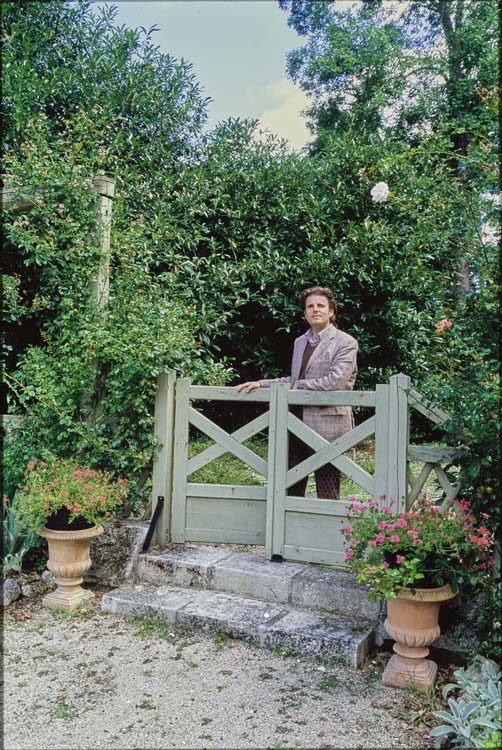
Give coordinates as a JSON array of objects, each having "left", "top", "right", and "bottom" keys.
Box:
[
  {"left": 170, "top": 377, "right": 191, "bottom": 543},
  {"left": 151, "top": 371, "right": 177, "bottom": 544},
  {"left": 265, "top": 383, "right": 289, "bottom": 559},
  {"left": 374, "top": 382, "right": 390, "bottom": 506},
  {"left": 388, "top": 374, "right": 410, "bottom": 513}
]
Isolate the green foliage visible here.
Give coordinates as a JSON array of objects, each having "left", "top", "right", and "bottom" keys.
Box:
[
  {"left": 2, "top": 425, "right": 41, "bottom": 574},
  {"left": 280, "top": 0, "right": 500, "bottom": 530},
  {"left": 280, "top": 0, "right": 409, "bottom": 140},
  {"left": 431, "top": 657, "right": 501, "bottom": 749},
  {"left": 169, "top": 123, "right": 480, "bottom": 389},
  {"left": 1, "top": 1, "right": 207, "bottom": 161},
  {"left": 1, "top": 2, "right": 230, "bottom": 510},
  {"left": 131, "top": 616, "right": 175, "bottom": 642},
  {"left": 468, "top": 579, "right": 502, "bottom": 665},
  {"left": 2, "top": 491, "right": 38, "bottom": 575},
  {"left": 318, "top": 676, "right": 340, "bottom": 693}
]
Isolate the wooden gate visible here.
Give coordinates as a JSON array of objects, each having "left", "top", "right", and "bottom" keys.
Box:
[{"left": 151, "top": 372, "right": 463, "bottom": 566}]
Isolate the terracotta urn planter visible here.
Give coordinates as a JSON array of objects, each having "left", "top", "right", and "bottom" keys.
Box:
[
  {"left": 38, "top": 524, "right": 103, "bottom": 611},
  {"left": 382, "top": 583, "right": 456, "bottom": 691}
]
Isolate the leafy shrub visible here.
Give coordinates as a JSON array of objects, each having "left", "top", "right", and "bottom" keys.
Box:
[
  {"left": 2, "top": 491, "right": 39, "bottom": 576},
  {"left": 470, "top": 578, "right": 502, "bottom": 665},
  {"left": 431, "top": 656, "right": 501, "bottom": 748}
]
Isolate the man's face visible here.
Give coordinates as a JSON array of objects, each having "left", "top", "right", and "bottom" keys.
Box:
[{"left": 303, "top": 294, "right": 334, "bottom": 332}]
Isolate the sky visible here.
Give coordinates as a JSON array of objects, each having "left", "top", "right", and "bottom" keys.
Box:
[{"left": 97, "top": 0, "right": 312, "bottom": 150}]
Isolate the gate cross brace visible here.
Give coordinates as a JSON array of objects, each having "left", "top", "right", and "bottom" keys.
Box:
[
  {"left": 286, "top": 413, "right": 376, "bottom": 495},
  {"left": 187, "top": 411, "right": 270, "bottom": 476},
  {"left": 188, "top": 407, "right": 268, "bottom": 477}
]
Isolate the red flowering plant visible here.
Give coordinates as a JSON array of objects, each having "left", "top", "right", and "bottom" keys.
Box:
[
  {"left": 341, "top": 495, "right": 494, "bottom": 601},
  {"left": 16, "top": 458, "right": 129, "bottom": 533}
]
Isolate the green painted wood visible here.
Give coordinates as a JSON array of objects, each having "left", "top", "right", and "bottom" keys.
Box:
[
  {"left": 288, "top": 390, "right": 376, "bottom": 407},
  {"left": 186, "top": 528, "right": 266, "bottom": 544},
  {"left": 265, "top": 384, "right": 279, "bottom": 558},
  {"left": 388, "top": 374, "right": 410, "bottom": 511},
  {"left": 408, "top": 389, "right": 451, "bottom": 426},
  {"left": 407, "top": 462, "right": 435, "bottom": 506},
  {"left": 151, "top": 371, "right": 176, "bottom": 544},
  {"left": 160, "top": 372, "right": 463, "bottom": 567},
  {"left": 187, "top": 498, "right": 265, "bottom": 530},
  {"left": 329, "top": 454, "right": 374, "bottom": 495},
  {"left": 374, "top": 384, "right": 390, "bottom": 504},
  {"left": 186, "top": 483, "right": 266, "bottom": 500},
  {"left": 189, "top": 385, "right": 271, "bottom": 402},
  {"left": 408, "top": 445, "right": 463, "bottom": 464},
  {"left": 187, "top": 412, "right": 269, "bottom": 475},
  {"left": 170, "top": 378, "right": 191, "bottom": 542},
  {"left": 283, "top": 504, "right": 347, "bottom": 566},
  {"left": 286, "top": 414, "right": 376, "bottom": 489},
  {"left": 185, "top": 496, "right": 266, "bottom": 544},
  {"left": 282, "top": 545, "right": 346, "bottom": 567},
  {"left": 433, "top": 465, "right": 461, "bottom": 502},
  {"left": 189, "top": 407, "right": 268, "bottom": 477},
  {"left": 270, "top": 384, "right": 289, "bottom": 558},
  {"left": 285, "top": 497, "right": 349, "bottom": 516},
  {"left": 288, "top": 411, "right": 375, "bottom": 450}
]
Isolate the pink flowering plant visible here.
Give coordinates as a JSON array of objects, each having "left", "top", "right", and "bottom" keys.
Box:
[
  {"left": 342, "top": 495, "right": 494, "bottom": 600},
  {"left": 16, "top": 458, "right": 129, "bottom": 532}
]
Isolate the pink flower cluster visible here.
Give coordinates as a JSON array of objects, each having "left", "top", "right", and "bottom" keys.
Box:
[
  {"left": 339, "top": 494, "right": 494, "bottom": 598},
  {"left": 18, "top": 458, "right": 129, "bottom": 533}
]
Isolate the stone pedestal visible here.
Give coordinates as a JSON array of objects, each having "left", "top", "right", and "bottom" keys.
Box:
[{"left": 383, "top": 583, "right": 456, "bottom": 691}]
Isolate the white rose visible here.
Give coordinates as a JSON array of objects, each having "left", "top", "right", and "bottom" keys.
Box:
[{"left": 370, "top": 181, "right": 390, "bottom": 203}]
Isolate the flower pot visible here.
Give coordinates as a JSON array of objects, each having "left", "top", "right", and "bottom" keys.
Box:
[
  {"left": 45, "top": 507, "right": 95, "bottom": 531},
  {"left": 382, "top": 583, "right": 456, "bottom": 691},
  {"left": 38, "top": 524, "right": 103, "bottom": 611}
]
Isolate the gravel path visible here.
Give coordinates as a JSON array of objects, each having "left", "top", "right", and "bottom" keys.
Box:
[{"left": 3, "top": 591, "right": 430, "bottom": 750}]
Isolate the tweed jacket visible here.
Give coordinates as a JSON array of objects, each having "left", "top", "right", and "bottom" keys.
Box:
[{"left": 259, "top": 324, "right": 358, "bottom": 441}]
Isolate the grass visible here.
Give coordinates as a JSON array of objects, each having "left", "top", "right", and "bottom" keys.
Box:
[
  {"left": 188, "top": 437, "right": 268, "bottom": 486},
  {"left": 52, "top": 703, "right": 76, "bottom": 720},
  {"left": 212, "top": 629, "right": 234, "bottom": 651},
  {"left": 318, "top": 675, "right": 340, "bottom": 693},
  {"left": 187, "top": 437, "right": 444, "bottom": 501},
  {"left": 130, "top": 616, "right": 175, "bottom": 642},
  {"left": 49, "top": 603, "right": 97, "bottom": 621},
  {"left": 272, "top": 646, "right": 296, "bottom": 659}
]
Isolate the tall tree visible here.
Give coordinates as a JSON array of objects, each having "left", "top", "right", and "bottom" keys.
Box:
[
  {"left": 1, "top": 0, "right": 223, "bottom": 490},
  {"left": 279, "top": 0, "right": 498, "bottom": 148},
  {"left": 1, "top": 0, "right": 207, "bottom": 163},
  {"left": 279, "top": 0, "right": 498, "bottom": 291}
]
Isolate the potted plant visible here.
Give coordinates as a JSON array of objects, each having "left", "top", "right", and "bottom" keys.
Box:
[
  {"left": 16, "top": 458, "right": 128, "bottom": 610},
  {"left": 342, "top": 495, "right": 494, "bottom": 690}
]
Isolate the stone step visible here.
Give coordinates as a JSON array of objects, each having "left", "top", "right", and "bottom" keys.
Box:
[
  {"left": 101, "top": 582, "right": 375, "bottom": 667},
  {"left": 135, "top": 545, "right": 381, "bottom": 622}
]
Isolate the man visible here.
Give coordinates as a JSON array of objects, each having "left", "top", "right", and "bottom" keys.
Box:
[{"left": 236, "top": 286, "right": 358, "bottom": 499}]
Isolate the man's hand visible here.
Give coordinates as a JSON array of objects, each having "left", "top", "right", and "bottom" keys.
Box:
[{"left": 235, "top": 381, "right": 261, "bottom": 393}]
